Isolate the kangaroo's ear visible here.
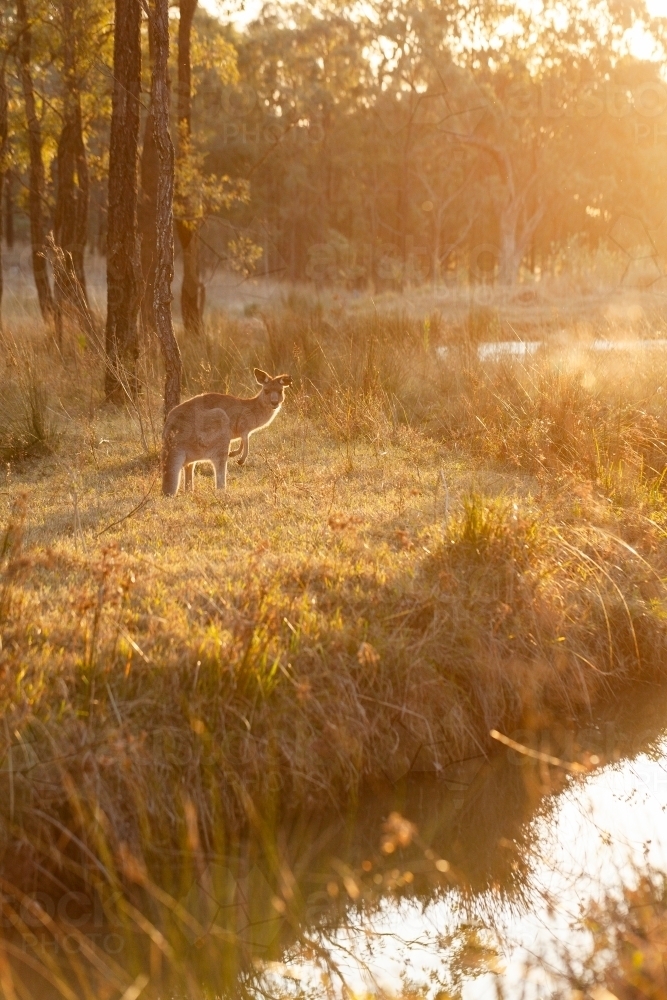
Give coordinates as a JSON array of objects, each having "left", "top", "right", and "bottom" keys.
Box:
[
  {"left": 254, "top": 368, "right": 270, "bottom": 385},
  {"left": 279, "top": 375, "right": 293, "bottom": 387}
]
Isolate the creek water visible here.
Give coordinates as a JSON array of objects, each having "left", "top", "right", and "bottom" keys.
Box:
[
  {"left": 10, "top": 687, "right": 667, "bottom": 998},
  {"left": 436, "top": 338, "right": 667, "bottom": 361},
  {"left": 204, "top": 684, "right": 667, "bottom": 999},
  {"left": 302, "top": 737, "right": 667, "bottom": 999}
]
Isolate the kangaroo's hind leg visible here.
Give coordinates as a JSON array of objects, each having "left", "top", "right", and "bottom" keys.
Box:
[
  {"left": 213, "top": 436, "right": 231, "bottom": 490},
  {"left": 184, "top": 463, "right": 196, "bottom": 491},
  {"left": 236, "top": 432, "right": 250, "bottom": 466},
  {"left": 162, "top": 447, "right": 186, "bottom": 496}
]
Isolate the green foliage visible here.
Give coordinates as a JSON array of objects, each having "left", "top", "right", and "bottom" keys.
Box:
[{"left": 174, "top": 127, "right": 250, "bottom": 227}]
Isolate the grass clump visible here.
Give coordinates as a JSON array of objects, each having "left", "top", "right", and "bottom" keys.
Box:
[
  {"left": 432, "top": 357, "right": 667, "bottom": 485},
  {"left": 465, "top": 304, "right": 502, "bottom": 343},
  {"left": 0, "top": 335, "right": 57, "bottom": 462}
]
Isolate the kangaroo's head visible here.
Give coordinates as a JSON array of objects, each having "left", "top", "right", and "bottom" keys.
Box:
[{"left": 255, "top": 369, "right": 292, "bottom": 409}]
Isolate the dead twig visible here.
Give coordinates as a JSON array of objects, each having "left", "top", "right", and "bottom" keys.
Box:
[{"left": 96, "top": 478, "right": 156, "bottom": 537}]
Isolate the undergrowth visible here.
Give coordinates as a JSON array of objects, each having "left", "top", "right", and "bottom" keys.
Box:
[
  {"left": 2, "top": 302, "right": 667, "bottom": 995},
  {"left": 0, "top": 333, "right": 57, "bottom": 461}
]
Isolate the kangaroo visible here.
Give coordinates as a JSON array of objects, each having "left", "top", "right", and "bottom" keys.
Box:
[{"left": 162, "top": 369, "right": 292, "bottom": 495}]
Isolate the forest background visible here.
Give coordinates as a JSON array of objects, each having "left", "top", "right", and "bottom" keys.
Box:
[{"left": 2, "top": 0, "right": 667, "bottom": 341}]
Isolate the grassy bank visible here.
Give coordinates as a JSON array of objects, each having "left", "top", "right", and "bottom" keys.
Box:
[{"left": 2, "top": 299, "right": 667, "bottom": 899}]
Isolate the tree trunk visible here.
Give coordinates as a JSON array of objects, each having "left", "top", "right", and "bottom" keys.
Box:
[
  {"left": 0, "top": 56, "right": 7, "bottom": 320},
  {"left": 4, "top": 172, "right": 14, "bottom": 249},
  {"left": 498, "top": 197, "right": 545, "bottom": 286},
  {"left": 399, "top": 113, "right": 413, "bottom": 292},
  {"left": 139, "top": 101, "right": 159, "bottom": 333},
  {"left": 175, "top": 0, "right": 203, "bottom": 336},
  {"left": 16, "top": 0, "right": 54, "bottom": 322},
  {"left": 139, "top": 9, "right": 158, "bottom": 334},
  {"left": 177, "top": 215, "right": 202, "bottom": 334},
  {"left": 176, "top": 0, "right": 196, "bottom": 153},
  {"left": 176, "top": 219, "right": 204, "bottom": 337},
  {"left": 151, "top": 0, "right": 182, "bottom": 417},
  {"left": 105, "top": 0, "right": 142, "bottom": 402},
  {"left": 53, "top": 0, "right": 89, "bottom": 336},
  {"left": 433, "top": 207, "right": 443, "bottom": 288},
  {"left": 499, "top": 202, "right": 521, "bottom": 285}
]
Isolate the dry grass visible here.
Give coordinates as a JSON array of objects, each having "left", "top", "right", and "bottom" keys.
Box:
[
  {"left": 3, "top": 296, "right": 667, "bottom": 994},
  {"left": 580, "top": 872, "right": 667, "bottom": 999}
]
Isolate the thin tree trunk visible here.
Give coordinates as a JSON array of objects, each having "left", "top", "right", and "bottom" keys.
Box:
[
  {"left": 139, "top": 8, "right": 158, "bottom": 334},
  {"left": 93, "top": 177, "right": 105, "bottom": 255},
  {"left": 4, "top": 172, "right": 14, "bottom": 249},
  {"left": 0, "top": 55, "right": 7, "bottom": 320},
  {"left": 151, "top": 0, "right": 182, "bottom": 417},
  {"left": 105, "top": 0, "right": 142, "bottom": 402},
  {"left": 175, "top": 0, "right": 203, "bottom": 336},
  {"left": 139, "top": 102, "right": 159, "bottom": 333},
  {"left": 176, "top": 0, "right": 195, "bottom": 157},
  {"left": 54, "top": 0, "right": 89, "bottom": 337},
  {"left": 177, "top": 214, "right": 202, "bottom": 333},
  {"left": 399, "top": 114, "right": 413, "bottom": 292},
  {"left": 16, "top": 0, "right": 54, "bottom": 322},
  {"left": 499, "top": 203, "right": 520, "bottom": 285},
  {"left": 433, "top": 207, "right": 443, "bottom": 288}
]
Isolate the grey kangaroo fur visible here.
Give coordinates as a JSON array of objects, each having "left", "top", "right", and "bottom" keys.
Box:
[{"left": 162, "top": 368, "right": 292, "bottom": 495}]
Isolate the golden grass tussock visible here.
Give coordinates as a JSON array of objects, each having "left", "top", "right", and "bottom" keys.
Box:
[{"left": 2, "top": 300, "right": 667, "bottom": 897}]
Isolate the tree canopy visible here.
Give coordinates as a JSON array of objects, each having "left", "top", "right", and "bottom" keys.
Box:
[{"left": 1, "top": 0, "right": 667, "bottom": 307}]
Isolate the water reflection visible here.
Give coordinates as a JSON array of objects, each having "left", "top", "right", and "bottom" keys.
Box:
[
  {"left": 435, "top": 338, "right": 667, "bottom": 362},
  {"left": 5, "top": 683, "right": 667, "bottom": 998}
]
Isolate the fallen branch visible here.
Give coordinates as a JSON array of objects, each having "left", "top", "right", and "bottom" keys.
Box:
[
  {"left": 490, "top": 729, "right": 588, "bottom": 774},
  {"left": 96, "top": 478, "right": 156, "bottom": 537}
]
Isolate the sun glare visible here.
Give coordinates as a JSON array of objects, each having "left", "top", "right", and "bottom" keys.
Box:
[
  {"left": 5, "top": 0, "right": 667, "bottom": 995},
  {"left": 625, "top": 19, "right": 663, "bottom": 58}
]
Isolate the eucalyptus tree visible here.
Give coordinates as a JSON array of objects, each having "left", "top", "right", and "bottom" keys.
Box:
[
  {"left": 52, "top": 0, "right": 89, "bottom": 304},
  {"left": 0, "top": 11, "right": 9, "bottom": 318},
  {"left": 150, "top": 0, "right": 181, "bottom": 415},
  {"left": 16, "top": 0, "right": 54, "bottom": 320},
  {"left": 105, "top": 0, "right": 142, "bottom": 401},
  {"left": 139, "top": 4, "right": 158, "bottom": 334},
  {"left": 175, "top": 0, "right": 201, "bottom": 335},
  {"left": 50, "top": 0, "right": 108, "bottom": 317}
]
